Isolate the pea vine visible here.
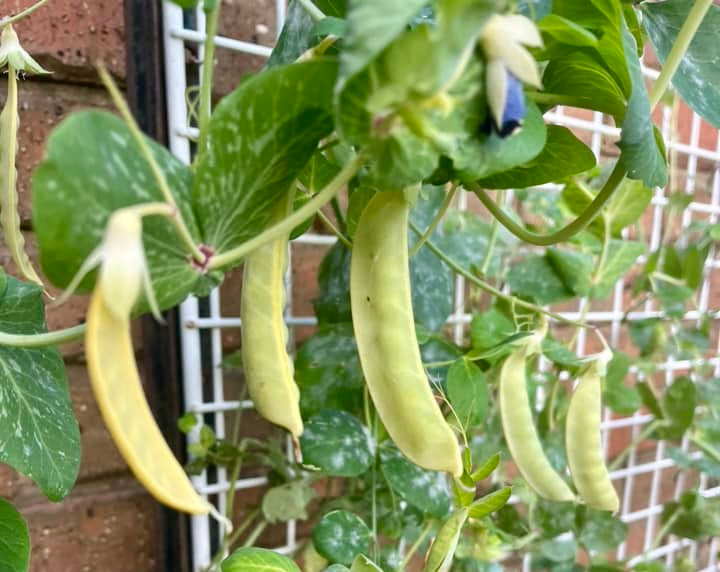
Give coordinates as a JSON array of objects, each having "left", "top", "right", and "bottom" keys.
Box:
[{"left": 1, "top": 0, "right": 720, "bottom": 571}]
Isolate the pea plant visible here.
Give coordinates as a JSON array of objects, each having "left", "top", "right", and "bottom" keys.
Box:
[{"left": 1, "top": 0, "right": 719, "bottom": 570}]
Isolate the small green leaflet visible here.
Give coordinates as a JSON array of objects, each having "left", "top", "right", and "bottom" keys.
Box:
[
  {"left": 468, "top": 487, "right": 512, "bottom": 519},
  {"left": 221, "top": 547, "right": 300, "bottom": 572},
  {"left": 0, "top": 498, "right": 30, "bottom": 572},
  {"left": 0, "top": 276, "right": 80, "bottom": 501},
  {"left": 31, "top": 111, "right": 210, "bottom": 313},
  {"left": 261, "top": 481, "right": 315, "bottom": 523},
  {"left": 642, "top": 0, "right": 720, "bottom": 128},
  {"left": 193, "top": 60, "right": 337, "bottom": 260},
  {"left": 447, "top": 358, "right": 489, "bottom": 431},
  {"left": 617, "top": 26, "right": 668, "bottom": 188}
]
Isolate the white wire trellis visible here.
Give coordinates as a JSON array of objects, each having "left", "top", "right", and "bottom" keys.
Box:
[{"left": 161, "top": 2, "right": 720, "bottom": 571}]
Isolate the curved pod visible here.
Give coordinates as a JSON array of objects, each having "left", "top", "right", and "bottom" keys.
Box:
[
  {"left": 566, "top": 363, "right": 619, "bottom": 512},
  {"left": 240, "top": 195, "right": 303, "bottom": 438},
  {"left": 86, "top": 293, "right": 209, "bottom": 514},
  {"left": 499, "top": 347, "right": 574, "bottom": 501},
  {"left": 351, "top": 191, "right": 462, "bottom": 476}
]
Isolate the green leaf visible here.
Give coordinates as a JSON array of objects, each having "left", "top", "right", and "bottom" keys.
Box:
[
  {"left": 193, "top": 60, "right": 337, "bottom": 258},
  {"left": 380, "top": 445, "right": 451, "bottom": 518},
  {"left": 629, "top": 318, "right": 666, "bottom": 358},
  {"left": 541, "top": 338, "right": 584, "bottom": 371},
  {"left": 590, "top": 240, "right": 644, "bottom": 299},
  {"left": 313, "top": 510, "right": 371, "bottom": 566},
  {"left": 0, "top": 499, "right": 30, "bottom": 572},
  {"left": 538, "top": 536, "right": 578, "bottom": 563},
  {"left": 541, "top": 52, "right": 627, "bottom": 118},
  {"left": 603, "top": 179, "right": 654, "bottom": 237},
  {"left": 454, "top": 101, "right": 548, "bottom": 183},
  {"left": 313, "top": 242, "right": 353, "bottom": 325},
  {"left": 0, "top": 276, "right": 80, "bottom": 501},
  {"left": 300, "top": 409, "right": 375, "bottom": 477},
  {"left": 636, "top": 381, "right": 664, "bottom": 421},
  {"left": 324, "top": 566, "right": 351, "bottom": 572},
  {"left": 519, "top": 0, "right": 552, "bottom": 20},
  {"left": 505, "top": 254, "right": 574, "bottom": 305},
  {"left": 667, "top": 447, "right": 720, "bottom": 479},
  {"left": 424, "top": 507, "right": 469, "bottom": 572},
  {"left": 266, "top": 0, "right": 315, "bottom": 68},
  {"left": 552, "top": 0, "right": 631, "bottom": 97},
  {"left": 350, "top": 555, "right": 383, "bottom": 572},
  {"left": 31, "top": 111, "right": 208, "bottom": 312},
  {"left": 471, "top": 453, "right": 500, "bottom": 482},
  {"left": 642, "top": 0, "right": 720, "bottom": 128},
  {"left": 468, "top": 487, "right": 511, "bottom": 519},
  {"left": 576, "top": 509, "right": 627, "bottom": 552},
  {"left": 546, "top": 248, "right": 594, "bottom": 297},
  {"left": 477, "top": 126, "right": 597, "bottom": 189},
  {"left": 261, "top": 481, "right": 315, "bottom": 523},
  {"left": 470, "top": 308, "right": 515, "bottom": 351},
  {"left": 447, "top": 359, "right": 489, "bottom": 431},
  {"left": 534, "top": 499, "right": 576, "bottom": 538},
  {"left": 538, "top": 14, "right": 599, "bottom": 57},
  {"left": 660, "top": 492, "right": 720, "bottom": 540},
  {"left": 602, "top": 352, "right": 640, "bottom": 415},
  {"left": 338, "top": 0, "right": 427, "bottom": 86},
  {"left": 295, "top": 324, "right": 364, "bottom": 418},
  {"left": 222, "top": 547, "right": 301, "bottom": 572},
  {"left": 617, "top": 25, "right": 667, "bottom": 188},
  {"left": 659, "top": 377, "right": 696, "bottom": 440}
]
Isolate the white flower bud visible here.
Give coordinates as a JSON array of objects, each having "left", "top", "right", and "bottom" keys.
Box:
[{"left": 0, "top": 25, "right": 50, "bottom": 75}]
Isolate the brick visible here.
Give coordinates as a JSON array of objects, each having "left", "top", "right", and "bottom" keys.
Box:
[
  {"left": 16, "top": 477, "right": 161, "bottom": 572},
  {"left": 4, "top": 0, "right": 125, "bottom": 83},
  {"left": 212, "top": 0, "right": 278, "bottom": 98}
]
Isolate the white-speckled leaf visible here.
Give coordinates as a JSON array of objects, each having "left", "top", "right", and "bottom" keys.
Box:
[
  {"left": 312, "top": 510, "right": 371, "bottom": 566},
  {"left": 642, "top": 0, "right": 720, "bottom": 128},
  {"left": 192, "top": 60, "right": 337, "bottom": 260},
  {"left": 0, "top": 277, "right": 80, "bottom": 501},
  {"left": 0, "top": 498, "right": 29, "bottom": 572},
  {"left": 300, "top": 409, "right": 375, "bottom": 477},
  {"left": 380, "top": 445, "right": 452, "bottom": 518},
  {"left": 31, "top": 111, "right": 210, "bottom": 312}
]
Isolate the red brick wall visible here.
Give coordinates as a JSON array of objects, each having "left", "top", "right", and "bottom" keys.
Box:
[{"left": 1, "top": 2, "right": 167, "bottom": 571}]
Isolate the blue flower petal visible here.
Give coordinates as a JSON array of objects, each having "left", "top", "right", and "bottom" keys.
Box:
[{"left": 497, "top": 72, "right": 526, "bottom": 137}]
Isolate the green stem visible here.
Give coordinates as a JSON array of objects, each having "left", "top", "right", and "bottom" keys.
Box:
[
  {"left": 196, "top": 1, "right": 221, "bottom": 158},
  {"left": 396, "top": 519, "right": 434, "bottom": 571},
  {"left": 203, "top": 509, "right": 259, "bottom": 572},
  {"left": 468, "top": 160, "right": 627, "bottom": 246},
  {"left": 691, "top": 434, "right": 720, "bottom": 464},
  {"left": 410, "top": 223, "right": 593, "bottom": 329},
  {"left": 242, "top": 520, "right": 267, "bottom": 547},
  {"left": 608, "top": 421, "right": 660, "bottom": 472},
  {"left": 647, "top": 510, "right": 680, "bottom": 556},
  {"left": 97, "top": 65, "right": 205, "bottom": 264},
  {"left": 409, "top": 183, "right": 458, "bottom": 257},
  {"left": 1, "top": 0, "right": 50, "bottom": 26},
  {"left": 208, "top": 154, "right": 364, "bottom": 270},
  {"left": 0, "top": 324, "right": 85, "bottom": 348},
  {"left": 330, "top": 196, "right": 346, "bottom": 232},
  {"left": 317, "top": 209, "right": 352, "bottom": 248},
  {"left": 297, "top": 0, "right": 326, "bottom": 21},
  {"left": 648, "top": 0, "right": 714, "bottom": 109},
  {"left": 480, "top": 190, "right": 503, "bottom": 275}
]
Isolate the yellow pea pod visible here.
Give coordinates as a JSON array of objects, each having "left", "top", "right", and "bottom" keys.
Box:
[
  {"left": 351, "top": 191, "right": 462, "bottom": 476},
  {"left": 86, "top": 292, "right": 210, "bottom": 514},
  {"left": 240, "top": 194, "right": 303, "bottom": 438},
  {"left": 566, "top": 360, "right": 619, "bottom": 512},
  {"left": 0, "top": 66, "right": 43, "bottom": 286},
  {"left": 499, "top": 344, "right": 574, "bottom": 501}
]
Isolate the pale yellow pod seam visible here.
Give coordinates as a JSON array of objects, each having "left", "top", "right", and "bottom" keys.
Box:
[
  {"left": 350, "top": 191, "right": 462, "bottom": 476},
  {"left": 240, "top": 195, "right": 303, "bottom": 437},
  {"left": 0, "top": 69, "right": 43, "bottom": 286},
  {"left": 499, "top": 347, "right": 574, "bottom": 501},
  {"left": 86, "top": 293, "right": 210, "bottom": 514},
  {"left": 566, "top": 365, "right": 619, "bottom": 512}
]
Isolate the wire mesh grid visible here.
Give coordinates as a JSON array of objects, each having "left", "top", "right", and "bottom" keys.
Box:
[{"left": 160, "top": 3, "right": 720, "bottom": 570}]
